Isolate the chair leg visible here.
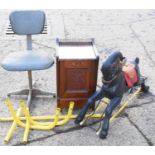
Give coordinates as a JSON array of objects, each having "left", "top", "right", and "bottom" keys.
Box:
[
  {"left": 7, "top": 89, "right": 29, "bottom": 97},
  {"left": 32, "top": 89, "right": 56, "bottom": 97}
]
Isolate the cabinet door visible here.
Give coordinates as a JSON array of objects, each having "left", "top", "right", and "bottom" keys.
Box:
[{"left": 58, "top": 60, "right": 98, "bottom": 98}]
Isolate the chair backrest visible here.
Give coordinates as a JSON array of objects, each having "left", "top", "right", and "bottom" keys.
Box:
[{"left": 9, "top": 10, "right": 45, "bottom": 35}]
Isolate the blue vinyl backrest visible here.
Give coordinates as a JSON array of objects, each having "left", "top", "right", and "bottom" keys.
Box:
[{"left": 9, "top": 10, "right": 45, "bottom": 35}]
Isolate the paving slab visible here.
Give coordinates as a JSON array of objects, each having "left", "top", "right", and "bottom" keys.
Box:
[
  {"left": 126, "top": 102, "right": 155, "bottom": 145},
  {"left": 24, "top": 117, "right": 148, "bottom": 146}
]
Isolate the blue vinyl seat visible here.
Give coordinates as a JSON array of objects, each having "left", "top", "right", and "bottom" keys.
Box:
[{"left": 2, "top": 51, "right": 54, "bottom": 71}]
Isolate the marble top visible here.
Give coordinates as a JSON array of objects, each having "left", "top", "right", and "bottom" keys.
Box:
[{"left": 57, "top": 45, "right": 97, "bottom": 59}]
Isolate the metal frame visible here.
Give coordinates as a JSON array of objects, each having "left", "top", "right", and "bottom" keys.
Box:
[
  {"left": 7, "top": 35, "right": 55, "bottom": 107},
  {"left": 0, "top": 86, "right": 141, "bottom": 144}
]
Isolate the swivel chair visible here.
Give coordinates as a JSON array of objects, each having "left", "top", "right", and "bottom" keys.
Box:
[{"left": 1, "top": 10, "right": 55, "bottom": 107}]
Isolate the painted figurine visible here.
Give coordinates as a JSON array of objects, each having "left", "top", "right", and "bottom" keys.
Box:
[{"left": 74, "top": 51, "right": 149, "bottom": 139}]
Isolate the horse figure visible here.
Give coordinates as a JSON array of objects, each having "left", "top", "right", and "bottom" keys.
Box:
[{"left": 74, "top": 51, "right": 149, "bottom": 139}]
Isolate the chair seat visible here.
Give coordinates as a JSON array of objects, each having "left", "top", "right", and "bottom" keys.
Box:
[{"left": 1, "top": 51, "right": 54, "bottom": 71}]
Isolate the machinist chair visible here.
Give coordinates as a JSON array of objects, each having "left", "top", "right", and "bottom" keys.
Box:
[{"left": 1, "top": 10, "right": 55, "bottom": 107}]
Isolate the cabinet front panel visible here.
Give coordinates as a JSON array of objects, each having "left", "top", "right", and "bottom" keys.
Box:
[
  {"left": 58, "top": 60, "right": 97, "bottom": 98},
  {"left": 65, "top": 68, "right": 88, "bottom": 92}
]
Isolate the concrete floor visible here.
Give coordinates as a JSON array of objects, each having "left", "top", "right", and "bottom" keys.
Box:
[{"left": 0, "top": 10, "right": 155, "bottom": 146}]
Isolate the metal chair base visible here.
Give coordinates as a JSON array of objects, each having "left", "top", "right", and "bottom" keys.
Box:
[
  {"left": 7, "top": 89, "right": 56, "bottom": 97},
  {"left": 7, "top": 71, "right": 56, "bottom": 107},
  {"left": 7, "top": 89, "right": 56, "bottom": 107}
]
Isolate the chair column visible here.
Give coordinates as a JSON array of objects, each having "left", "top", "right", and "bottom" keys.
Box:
[
  {"left": 27, "top": 35, "right": 33, "bottom": 107},
  {"left": 26, "top": 35, "right": 32, "bottom": 51},
  {"left": 27, "top": 70, "right": 33, "bottom": 107}
]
